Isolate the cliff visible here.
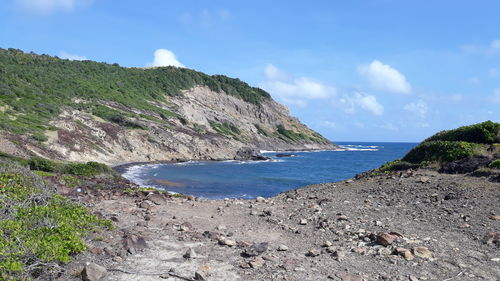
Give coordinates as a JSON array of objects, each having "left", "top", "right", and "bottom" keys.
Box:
[{"left": 0, "top": 48, "right": 336, "bottom": 165}]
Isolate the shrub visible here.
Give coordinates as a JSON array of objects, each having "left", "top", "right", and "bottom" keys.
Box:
[
  {"left": 489, "top": 159, "right": 500, "bottom": 169},
  {"left": 62, "top": 161, "right": 112, "bottom": 177},
  {"left": 0, "top": 161, "right": 112, "bottom": 280},
  {"left": 424, "top": 121, "right": 500, "bottom": 144},
  {"left": 402, "top": 141, "right": 483, "bottom": 164},
  {"left": 379, "top": 160, "right": 420, "bottom": 172},
  {"left": 28, "top": 157, "right": 58, "bottom": 172}
]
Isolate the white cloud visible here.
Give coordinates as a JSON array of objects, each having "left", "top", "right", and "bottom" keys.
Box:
[
  {"left": 491, "top": 88, "right": 500, "bottom": 104},
  {"left": 16, "top": 0, "right": 90, "bottom": 15},
  {"left": 339, "top": 92, "right": 384, "bottom": 116},
  {"left": 146, "top": 49, "right": 185, "bottom": 68},
  {"left": 461, "top": 39, "right": 500, "bottom": 55},
  {"left": 404, "top": 100, "right": 428, "bottom": 118},
  {"left": 377, "top": 123, "right": 398, "bottom": 131},
  {"left": 490, "top": 39, "right": 500, "bottom": 50},
  {"left": 59, "top": 51, "right": 87, "bottom": 61},
  {"left": 359, "top": 60, "right": 412, "bottom": 94},
  {"left": 260, "top": 64, "right": 336, "bottom": 106}
]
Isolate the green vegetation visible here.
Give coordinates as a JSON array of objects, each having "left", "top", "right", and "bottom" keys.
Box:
[
  {"left": 374, "top": 121, "right": 500, "bottom": 173},
  {"left": 402, "top": 141, "right": 484, "bottom": 164},
  {"left": 0, "top": 48, "right": 271, "bottom": 139},
  {"left": 424, "top": 121, "right": 500, "bottom": 144},
  {"left": 0, "top": 161, "right": 112, "bottom": 280},
  {"left": 275, "top": 124, "right": 329, "bottom": 144},
  {"left": 210, "top": 121, "right": 242, "bottom": 140},
  {"left": 378, "top": 160, "right": 420, "bottom": 172},
  {"left": 490, "top": 159, "right": 500, "bottom": 169},
  {"left": 0, "top": 153, "right": 116, "bottom": 178}
]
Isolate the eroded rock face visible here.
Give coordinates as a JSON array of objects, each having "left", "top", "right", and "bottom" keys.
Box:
[{"left": 10, "top": 86, "right": 336, "bottom": 165}]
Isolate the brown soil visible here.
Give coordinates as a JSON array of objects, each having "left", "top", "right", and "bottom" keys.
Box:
[{"left": 62, "top": 169, "right": 499, "bottom": 281}]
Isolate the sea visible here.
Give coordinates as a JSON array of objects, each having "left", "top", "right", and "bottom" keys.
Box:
[{"left": 122, "top": 142, "right": 417, "bottom": 199}]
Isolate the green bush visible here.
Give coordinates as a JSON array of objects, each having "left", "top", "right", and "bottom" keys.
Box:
[
  {"left": 0, "top": 161, "right": 112, "bottom": 280},
  {"left": 489, "top": 159, "right": 500, "bottom": 169},
  {"left": 62, "top": 161, "right": 112, "bottom": 177},
  {"left": 379, "top": 160, "right": 420, "bottom": 172},
  {"left": 28, "top": 157, "right": 58, "bottom": 172},
  {"left": 424, "top": 121, "right": 500, "bottom": 144},
  {"left": 402, "top": 141, "right": 483, "bottom": 164}
]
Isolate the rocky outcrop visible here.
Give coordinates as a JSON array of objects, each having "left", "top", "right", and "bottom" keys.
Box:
[{"left": 1, "top": 86, "right": 336, "bottom": 165}]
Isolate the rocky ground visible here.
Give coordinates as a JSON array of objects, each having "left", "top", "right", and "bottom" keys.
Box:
[{"left": 61, "top": 169, "right": 499, "bottom": 281}]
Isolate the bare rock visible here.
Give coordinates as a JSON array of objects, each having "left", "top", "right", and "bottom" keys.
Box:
[
  {"left": 484, "top": 232, "right": 500, "bottom": 246},
  {"left": 376, "top": 232, "right": 398, "bottom": 247},
  {"left": 82, "top": 263, "right": 107, "bottom": 281},
  {"left": 249, "top": 256, "right": 265, "bottom": 268},
  {"left": 412, "top": 247, "right": 433, "bottom": 259},
  {"left": 244, "top": 242, "right": 269, "bottom": 257},
  {"left": 256, "top": 196, "right": 266, "bottom": 203},
  {"left": 306, "top": 248, "right": 321, "bottom": 257},
  {"left": 122, "top": 234, "right": 148, "bottom": 253},
  {"left": 277, "top": 244, "right": 289, "bottom": 251}
]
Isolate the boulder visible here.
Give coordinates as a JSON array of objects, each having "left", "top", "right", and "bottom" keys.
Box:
[{"left": 81, "top": 263, "right": 107, "bottom": 281}]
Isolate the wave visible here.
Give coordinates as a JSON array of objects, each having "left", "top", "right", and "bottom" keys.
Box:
[{"left": 122, "top": 164, "right": 161, "bottom": 187}]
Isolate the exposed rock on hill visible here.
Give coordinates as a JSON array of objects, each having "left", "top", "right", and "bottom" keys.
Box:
[{"left": 0, "top": 48, "right": 336, "bottom": 164}]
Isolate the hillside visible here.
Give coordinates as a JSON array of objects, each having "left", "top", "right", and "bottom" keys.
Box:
[
  {"left": 0, "top": 48, "right": 335, "bottom": 165},
  {"left": 370, "top": 121, "right": 500, "bottom": 181}
]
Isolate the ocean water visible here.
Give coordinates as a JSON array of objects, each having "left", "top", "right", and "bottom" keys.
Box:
[{"left": 122, "top": 142, "right": 416, "bottom": 199}]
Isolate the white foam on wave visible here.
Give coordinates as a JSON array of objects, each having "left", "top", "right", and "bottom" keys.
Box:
[{"left": 122, "top": 164, "right": 161, "bottom": 187}]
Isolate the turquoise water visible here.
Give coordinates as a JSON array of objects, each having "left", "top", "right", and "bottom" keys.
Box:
[{"left": 123, "top": 142, "right": 416, "bottom": 199}]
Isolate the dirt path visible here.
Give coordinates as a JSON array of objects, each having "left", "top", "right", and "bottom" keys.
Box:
[{"left": 66, "top": 169, "right": 499, "bottom": 281}]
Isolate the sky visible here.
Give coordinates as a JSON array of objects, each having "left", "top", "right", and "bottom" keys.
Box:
[{"left": 1, "top": 0, "right": 499, "bottom": 142}]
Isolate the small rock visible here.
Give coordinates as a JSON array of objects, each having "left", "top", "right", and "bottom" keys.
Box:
[
  {"left": 256, "top": 196, "right": 266, "bottom": 203},
  {"left": 306, "top": 248, "right": 321, "bottom": 257},
  {"left": 82, "top": 263, "right": 107, "bottom": 281},
  {"left": 89, "top": 247, "right": 103, "bottom": 255},
  {"left": 249, "top": 257, "right": 265, "bottom": 268},
  {"left": 338, "top": 215, "right": 348, "bottom": 221},
  {"left": 490, "top": 215, "right": 500, "bottom": 220},
  {"left": 112, "top": 256, "right": 123, "bottom": 263},
  {"left": 139, "top": 201, "right": 151, "bottom": 209},
  {"left": 419, "top": 176, "right": 430, "bottom": 183},
  {"left": 299, "top": 219, "right": 308, "bottom": 225},
  {"left": 325, "top": 246, "right": 338, "bottom": 253},
  {"left": 263, "top": 209, "right": 273, "bottom": 216},
  {"left": 218, "top": 238, "right": 236, "bottom": 247},
  {"left": 483, "top": 232, "right": 500, "bottom": 245},
  {"left": 332, "top": 250, "right": 346, "bottom": 261},
  {"left": 244, "top": 242, "right": 269, "bottom": 257},
  {"left": 146, "top": 193, "right": 166, "bottom": 205},
  {"left": 183, "top": 248, "right": 197, "bottom": 259},
  {"left": 376, "top": 232, "right": 397, "bottom": 247},
  {"left": 180, "top": 222, "right": 193, "bottom": 232},
  {"left": 194, "top": 271, "right": 207, "bottom": 281},
  {"left": 323, "top": 241, "right": 333, "bottom": 247},
  {"left": 375, "top": 220, "right": 383, "bottom": 226},
  {"left": 277, "top": 245, "right": 289, "bottom": 251},
  {"left": 187, "top": 195, "right": 195, "bottom": 201},
  {"left": 122, "top": 234, "right": 148, "bottom": 253},
  {"left": 409, "top": 275, "right": 419, "bottom": 281},
  {"left": 216, "top": 224, "right": 227, "bottom": 231},
  {"left": 412, "top": 247, "right": 433, "bottom": 259},
  {"left": 345, "top": 179, "right": 353, "bottom": 183}
]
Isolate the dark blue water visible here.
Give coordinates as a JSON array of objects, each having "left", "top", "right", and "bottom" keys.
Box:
[{"left": 123, "top": 142, "right": 416, "bottom": 199}]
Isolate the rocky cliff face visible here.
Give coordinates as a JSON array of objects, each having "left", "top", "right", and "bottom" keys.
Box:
[
  {"left": 0, "top": 48, "right": 337, "bottom": 165},
  {"left": 1, "top": 86, "right": 336, "bottom": 165}
]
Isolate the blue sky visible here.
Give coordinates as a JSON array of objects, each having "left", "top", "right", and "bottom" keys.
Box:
[{"left": 1, "top": 0, "right": 499, "bottom": 142}]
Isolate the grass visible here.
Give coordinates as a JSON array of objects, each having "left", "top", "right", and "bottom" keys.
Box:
[
  {"left": 490, "top": 159, "right": 500, "bottom": 168},
  {"left": 275, "top": 124, "right": 329, "bottom": 144},
  {"left": 402, "top": 141, "right": 485, "bottom": 164}
]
